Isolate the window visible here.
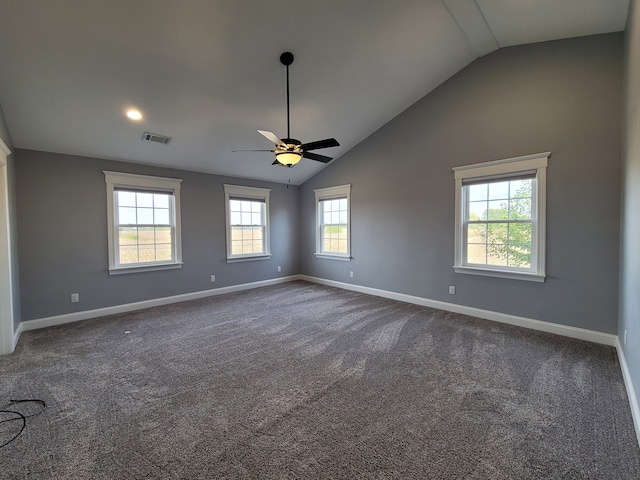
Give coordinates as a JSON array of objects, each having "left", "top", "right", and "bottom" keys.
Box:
[
  {"left": 104, "top": 171, "right": 182, "bottom": 274},
  {"left": 224, "top": 184, "right": 271, "bottom": 262},
  {"left": 452, "top": 152, "right": 548, "bottom": 282},
  {"left": 315, "top": 184, "right": 351, "bottom": 260}
]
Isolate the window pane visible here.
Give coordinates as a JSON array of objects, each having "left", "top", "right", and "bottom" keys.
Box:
[
  {"left": 467, "top": 224, "right": 486, "bottom": 244},
  {"left": 339, "top": 198, "right": 347, "bottom": 211},
  {"left": 508, "top": 223, "right": 532, "bottom": 245},
  {"left": 487, "top": 223, "right": 508, "bottom": 244},
  {"left": 509, "top": 198, "right": 531, "bottom": 220},
  {"left": 156, "top": 246, "right": 172, "bottom": 261},
  {"left": 230, "top": 200, "right": 241, "bottom": 211},
  {"left": 508, "top": 245, "right": 531, "bottom": 268},
  {"left": 511, "top": 179, "right": 532, "bottom": 198},
  {"left": 153, "top": 194, "right": 169, "bottom": 208},
  {"left": 241, "top": 212, "right": 251, "bottom": 225},
  {"left": 488, "top": 181, "right": 509, "bottom": 200},
  {"left": 119, "top": 207, "right": 136, "bottom": 224},
  {"left": 487, "top": 244, "right": 508, "bottom": 266},
  {"left": 137, "top": 193, "right": 153, "bottom": 208},
  {"left": 331, "top": 211, "right": 340, "bottom": 224},
  {"left": 467, "top": 243, "right": 487, "bottom": 265},
  {"left": 137, "top": 227, "right": 154, "bottom": 244},
  {"left": 118, "top": 191, "right": 137, "bottom": 207},
  {"left": 324, "top": 211, "right": 331, "bottom": 224},
  {"left": 468, "top": 184, "right": 487, "bottom": 202},
  {"left": 251, "top": 212, "right": 261, "bottom": 225},
  {"left": 119, "top": 227, "right": 137, "bottom": 245},
  {"left": 154, "top": 208, "right": 170, "bottom": 225},
  {"left": 119, "top": 245, "right": 138, "bottom": 264},
  {"left": 338, "top": 226, "right": 347, "bottom": 240},
  {"left": 487, "top": 201, "right": 508, "bottom": 220},
  {"left": 230, "top": 212, "right": 241, "bottom": 225},
  {"left": 137, "top": 208, "right": 154, "bottom": 224},
  {"left": 468, "top": 201, "right": 486, "bottom": 221},
  {"left": 241, "top": 201, "right": 252, "bottom": 212},
  {"left": 338, "top": 240, "right": 347, "bottom": 253},
  {"left": 251, "top": 202, "right": 262, "bottom": 213},
  {"left": 156, "top": 226, "right": 171, "bottom": 243},
  {"left": 138, "top": 245, "right": 155, "bottom": 262}
]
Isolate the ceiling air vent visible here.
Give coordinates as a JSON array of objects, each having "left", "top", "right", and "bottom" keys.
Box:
[{"left": 142, "top": 132, "right": 172, "bottom": 145}]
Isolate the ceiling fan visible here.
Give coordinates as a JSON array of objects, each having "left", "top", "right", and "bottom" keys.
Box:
[{"left": 234, "top": 52, "right": 340, "bottom": 167}]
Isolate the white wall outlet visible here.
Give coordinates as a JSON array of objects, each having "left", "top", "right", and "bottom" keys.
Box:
[
  {"left": 449, "top": 286, "right": 456, "bottom": 295},
  {"left": 70, "top": 293, "right": 79, "bottom": 303},
  {"left": 350, "top": 271, "right": 354, "bottom": 278},
  {"left": 624, "top": 330, "right": 628, "bottom": 345},
  {"left": 277, "top": 266, "right": 281, "bottom": 272},
  {"left": 210, "top": 275, "right": 216, "bottom": 282}
]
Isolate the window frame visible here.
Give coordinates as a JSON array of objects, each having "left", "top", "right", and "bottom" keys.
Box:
[
  {"left": 223, "top": 184, "right": 271, "bottom": 262},
  {"left": 452, "top": 152, "right": 549, "bottom": 282},
  {"left": 104, "top": 171, "right": 183, "bottom": 275},
  {"left": 314, "top": 184, "right": 351, "bottom": 261}
]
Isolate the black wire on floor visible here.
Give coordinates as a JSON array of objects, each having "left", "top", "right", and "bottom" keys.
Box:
[{"left": 0, "top": 399, "right": 46, "bottom": 449}]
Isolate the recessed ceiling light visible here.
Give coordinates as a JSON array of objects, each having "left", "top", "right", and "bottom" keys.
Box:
[{"left": 126, "top": 109, "right": 143, "bottom": 121}]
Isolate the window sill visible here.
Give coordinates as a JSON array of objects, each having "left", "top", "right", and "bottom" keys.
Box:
[
  {"left": 315, "top": 253, "right": 351, "bottom": 262},
  {"left": 454, "top": 266, "right": 545, "bottom": 282},
  {"left": 109, "top": 262, "right": 183, "bottom": 275},
  {"left": 227, "top": 254, "right": 271, "bottom": 263}
]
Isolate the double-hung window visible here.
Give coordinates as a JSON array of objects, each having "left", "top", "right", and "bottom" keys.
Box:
[
  {"left": 315, "top": 184, "right": 351, "bottom": 260},
  {"left": 104, "top": 171, "right": 183, "bottom": 274},
  {"left": 224, "top": 184, "right": 271, "bottom": 262},
  {"left": 452, "top": 152, "right": 548, "bottom": 282}
]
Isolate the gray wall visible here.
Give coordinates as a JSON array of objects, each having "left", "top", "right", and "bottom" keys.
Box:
[
  {"left": 620, "top": 0, "right": 640, "bottom": 415},
  {"left": 15, "top": 149, "right": 299, "bottom": 321},
  {"left": 300, "top": 33, "right": 623, "bottom": 334},
  {"left": 0, "top": 104, "right": 21, "bottom": 328}
]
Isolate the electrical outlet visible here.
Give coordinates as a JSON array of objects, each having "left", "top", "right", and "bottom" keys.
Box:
[
  {"left": 349, "top": 271, "right": 354, "bottom": 278},
  {"left": 210, "top": 275, "right": 216, "bottom": 282},
  {"left": 277, "top": 266, "right": 281, "bottom": 272},
  {"left": 449, "top": 286, "right": 456, "bottom": 295},
  {"left": 70, "top": 293, "right": 79, "bottom": 303},
  {"left": 624, "top": 330, "right": 628, "bottom": 345}
]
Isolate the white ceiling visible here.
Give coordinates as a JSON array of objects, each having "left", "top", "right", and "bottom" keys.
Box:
[{"left": 0, "top": 0, "right": 629, "bottom": 185}]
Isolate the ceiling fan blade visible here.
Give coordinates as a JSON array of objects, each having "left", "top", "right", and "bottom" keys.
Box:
[
  {"left": 258, "top": 130, "right": 287, "bottom": 148},
  {"left": 303, "top": 151, "right": 333, "bottom": 163},
  {"left": 301, "top": 138, "right": 340, "bottom": 151}
]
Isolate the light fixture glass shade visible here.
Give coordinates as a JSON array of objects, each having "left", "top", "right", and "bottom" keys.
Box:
[{"left": 276, "top": 152, "right": 302, "bottom": 166}]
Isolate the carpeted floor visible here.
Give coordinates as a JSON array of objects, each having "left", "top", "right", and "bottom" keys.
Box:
[{"left": 1, "top": 280, "right": 639, "bottom": 479}]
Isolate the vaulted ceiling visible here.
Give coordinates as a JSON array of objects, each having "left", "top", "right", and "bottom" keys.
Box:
[{"left": 0, "top": 0, "right": 629, "bottom": 184}]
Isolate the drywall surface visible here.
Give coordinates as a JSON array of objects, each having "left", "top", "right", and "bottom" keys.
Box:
[
  {"left": 15, "top": 149, "right": 299, "bottom": 320},
  {"left": 300, "top": 33, "right": 623, "bottom": 334},
  {"left": 620, "top": 0, "right": 640, "bottom": 421}
]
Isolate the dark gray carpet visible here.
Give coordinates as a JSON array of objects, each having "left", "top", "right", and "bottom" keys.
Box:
[{"left": 1, "top": 280, "right": 639, "bottom": 479}]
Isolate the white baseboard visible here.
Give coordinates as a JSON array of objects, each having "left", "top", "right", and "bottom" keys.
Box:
[
  {"left": 21, "top": 275, "right": 301, "bottom": 332},
  {"left": 299, "top": 275, "right": 618, "bottom": 346},
  {"left": 616, "top": 340, "right": 640, "bottom": 447}
]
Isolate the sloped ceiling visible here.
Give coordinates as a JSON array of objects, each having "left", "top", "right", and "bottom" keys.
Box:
[{"left": 0, "top": 0, "right": 629, "bottom": 185}]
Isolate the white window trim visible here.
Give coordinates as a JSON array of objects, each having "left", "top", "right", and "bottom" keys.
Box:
[
  {"left": 224, "top": 184, "right": 271, "bottom": 262},
  {"left": 314, "top": 184, "right": 351, "bottom": 261},
  {"left": 452, "top": 152, "right": 549, "bottom": 282},
  {"left": 104, "top": 171, "right": 183, "bottom": 275}
]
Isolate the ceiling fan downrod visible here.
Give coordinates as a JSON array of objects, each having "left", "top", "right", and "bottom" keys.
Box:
[{"left": 280, "top": 52, "right": 294, "bottom": 140}]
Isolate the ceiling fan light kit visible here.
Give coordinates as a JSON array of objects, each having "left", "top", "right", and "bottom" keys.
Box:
[{"left": 234, "top": 52, "right": 339, "bottom": 168}]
